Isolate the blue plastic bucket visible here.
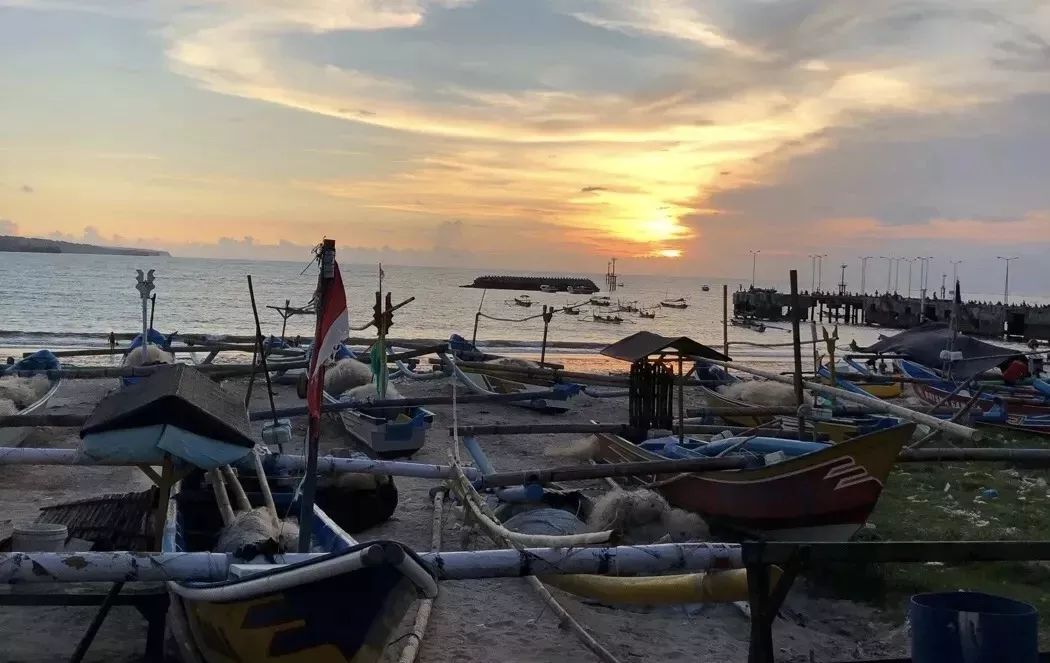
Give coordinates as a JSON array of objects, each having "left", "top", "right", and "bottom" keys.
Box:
[{"left": 911, "top": 591, "right": 1038, "bottom": 663}]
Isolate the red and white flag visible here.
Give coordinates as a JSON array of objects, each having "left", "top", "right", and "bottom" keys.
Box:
[{"left": 307, "top": 262, "right": 349, "bottom": 436}]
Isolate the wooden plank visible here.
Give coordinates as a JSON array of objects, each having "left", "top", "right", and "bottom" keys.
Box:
[{"left": 479, "top": 456, "right": 749, "bottom": 488}]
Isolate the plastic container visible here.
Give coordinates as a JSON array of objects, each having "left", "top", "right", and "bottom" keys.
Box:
[
  {"left": 12, "top": 523, "right": 68, "bottom": 552},
  {"left": 911, "top": 591, "right": 1037, "bottom": 663}
]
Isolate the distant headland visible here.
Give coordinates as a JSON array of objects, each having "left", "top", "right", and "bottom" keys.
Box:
[{"left": 0, "top": 235, "right": 170, "bottom": 257}]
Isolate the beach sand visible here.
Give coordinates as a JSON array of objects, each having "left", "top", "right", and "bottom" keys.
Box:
[{"left": 0, "top": 369, "right": 908, "bottom": 662}]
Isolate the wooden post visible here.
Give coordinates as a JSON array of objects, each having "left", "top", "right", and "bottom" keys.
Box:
[
  {"left": 471, "top": 289, "right": 487, "bottom": 347},
  {"left": 810, "top": 320, "right": 819, "bottom": 373},
  {"left": 722, "top": 285, "right": 729, "bottom": 358},
  {"left": 746, "top": 562, "right": 773, "bottom": 663},
  {"left": 280, "top": 299, "right": 291, "bottom": 339},
  {"left": 247, "top": 275, "right": 280, "bottom": 432},
  {"left": 540, "top": 305, "right": 553, "bottom": 367},
  {"left": 789, "top": 271, "right": 806, "bottom": 436},
  {"left": 300, "top": 238, "right": 335, "bottom": 552},
  {"left": 677, "top": 355, "right": 685, "bottom": 445},
  {"left": 152, "top": 455, "right": 174, "bottom": 549}
]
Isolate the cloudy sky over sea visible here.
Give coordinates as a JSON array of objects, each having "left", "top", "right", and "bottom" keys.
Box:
[{"left": 2, "top": 1, "right": 1049, "bottom": 291}]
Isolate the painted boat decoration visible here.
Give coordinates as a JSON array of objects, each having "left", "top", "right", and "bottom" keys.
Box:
[
  {"left": 0, "top": 350, "right": 62, "bottom": 448},
  {"left": 165, "top": 485, "right": 437, "bottom": 663},
  {"left": 897, "top": 360, "right": 1050, "bottom": 416},
  {"left": 818, "top": 358, "right": 903, "bottom": 398},
  {"left": 593, "top": 423, "right": 915, "bottom": 541}
]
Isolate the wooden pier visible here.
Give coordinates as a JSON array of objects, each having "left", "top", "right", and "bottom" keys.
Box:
[{"left": 733, "top": 288, "right": 1050, "bottom": 340}]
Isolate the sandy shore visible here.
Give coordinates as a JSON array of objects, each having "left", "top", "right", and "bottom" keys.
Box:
[{"left": 0, "top": 370, "right": 908, "bottom": 662}]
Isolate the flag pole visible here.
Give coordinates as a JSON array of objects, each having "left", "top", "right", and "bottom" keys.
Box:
[{"left": 299, "top": 238, "right": 336, "bottom": 552}]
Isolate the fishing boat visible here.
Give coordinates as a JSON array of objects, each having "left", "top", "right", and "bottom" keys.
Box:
[
  {"left": 590, "top": 295, "right": 611, "bottom": 307},
  {"left": 566, "top": 285, "right": 596, "bottom": 295},
  {"left": 0, "top": 350, "right": 62, "bottom": 448},
  {"left": 456, "top": 368, "right": 576, "bottom": 414},
  {"left": 447, "top": 334, "right": 502, "bottom": 362},
  {"left": 166, "top": 479, "right": 438, "bottom": 663},
  {"left": 638, "top": 310, "right": 656, "bottom": 319},
  {"left": 699, "top": 385, "right": 774, "bottom": 428},
  {"left": 616, "top": 301, "right": 639, "bottom": 313},
  {"left": 817, "top": 358, "right": 903, "bottom": 398},
  {"left": 701, "top": 285, "right": 711, "bottom": 292},
  {"left": 898, "top": 360, "right": 1050, "bottom": 416},
  {"left": 512, "top": 295, "right": 533, "bottom": 307},
  {"left": 660, "top": 298, "right": 688, "bottom": 309},
  {"left": 323, "top": 387, "right": 435, "bottom": 459},
  {"left": 593, "top": 314, "right": 623, "bottom": 324},
  {"left": 564, "top": 306, "right": 581, "bottom": 316},
  {"left": 539, "top": 284, "right": 557, "bottom": 293},
  {"left": 593, "top": 423, "right": 915, "bottom": 540},
  {"left": 730, "top": 317, "right": 766, "bottom": 332},
  {"left": 121, "top": 329, "right": 175, "bottom": 387}
]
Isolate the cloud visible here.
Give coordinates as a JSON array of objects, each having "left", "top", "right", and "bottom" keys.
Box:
[{"left": 0, "top": 219, "right": 17, "bottom": 234}]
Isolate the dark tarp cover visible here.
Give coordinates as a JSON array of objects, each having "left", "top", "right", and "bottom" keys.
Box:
[
  {"left": 601, "top": 331, "right": 730, "bottom": 363},
  {"left": 856, "top": 322, "right": 1022, "bottom": 378}
]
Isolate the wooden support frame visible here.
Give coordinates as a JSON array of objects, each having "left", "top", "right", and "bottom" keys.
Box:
[{"left": 741, "top": 541, "right": 1050, "bottom": 663}]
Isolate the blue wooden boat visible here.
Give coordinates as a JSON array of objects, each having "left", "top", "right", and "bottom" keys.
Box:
[
  {"left": 164, "top": 483, "right": 437, "bottom": 663},
  {"left": 0, "top": 350, "right": 62, "bottom": 447}
]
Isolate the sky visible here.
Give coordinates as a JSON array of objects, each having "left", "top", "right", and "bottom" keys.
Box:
[{"left": 1, "top": 0, "right": 1049, "bottom": 294}]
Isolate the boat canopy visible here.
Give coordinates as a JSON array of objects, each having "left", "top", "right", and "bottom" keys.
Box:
[{"left": 601, "top": 331, "right": 730, "bottom": 363}]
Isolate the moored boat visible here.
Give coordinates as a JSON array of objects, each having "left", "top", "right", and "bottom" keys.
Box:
[
  {"left": 590, "top": 295, "right": 612, "bottom": 307},
  {"left": 898, "top": 360, "right": 1050, "bottom": 416},
  {"left": 0, "top": 350, "right": 62, "bottom": 448},
  {"left": 699, "top": 385, "right": 773, "bottom": 428},
  {"left": 593, "top": 314, "right": 623, "bottom": 324},
  {"left": 512, "top": 295, "right": 533, "bottom": 307},
  {"left": 593, "top": 423, "right": 915, "bottom": 540},
  {"left": 818, "top": 358, "right": 903, "bottom": 398},
  {"left": 701, "top": 285, "right": 710, "bottom": 292},
  {"left": 655, "top": 298, "right": 688, "bottom": 308},
  {"left": 165, "top": 479, "right": 437, "bottom": 663}
]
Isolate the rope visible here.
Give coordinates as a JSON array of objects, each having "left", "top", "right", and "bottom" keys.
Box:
[
  {"left": 446, "top": 380, "right": 622, "bottom": 663},
  {"left": 395, "top": 489, "right": 445, "bottom": 663}
]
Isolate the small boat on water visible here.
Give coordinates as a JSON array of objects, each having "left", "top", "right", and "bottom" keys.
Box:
[
  {"left": 638, "top": 310, "right": 656, "bottom": 319},
  {"left": 593, "top": 314, "right": 623, "bottom": 324},
  {"left": 564, "top": 306, "right": 581, "bottom": 315},
  {"left": 511, "top": 295, "right": 533, "bottom": 307},
  {"left": 540, "top": 284, "right": 557, "bottom": 293},
  {"left": 0, "top": 350, "right": 62, "bottom": 448},
  {"left": 660, "top": 298, "right": 688, "bottom": 309},
  {"left": 616, "top": 301, "right": 639, "bottom": 313},
  {"left": 590, "top": 295, "right": 611, "bottom": 307},
  {"left": 701, "top": 285, "right": 710, "bottom": 292},
  {"left": 593, "top": 423, "right": 915, "bottom": 540},
  {"left": 567, "top": 285, "right": 596, "bottom": 295}
]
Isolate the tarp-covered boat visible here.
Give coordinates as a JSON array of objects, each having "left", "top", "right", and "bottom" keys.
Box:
[{"left": 857, "top": 322, "right": 1023, "bottom": 379}]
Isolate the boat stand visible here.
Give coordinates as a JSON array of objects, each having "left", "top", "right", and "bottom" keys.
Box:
[{"left": 0, "top": 587, "right": 169, "bottom": 660}]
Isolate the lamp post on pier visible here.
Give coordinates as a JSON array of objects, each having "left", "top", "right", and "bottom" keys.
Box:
[
  {"left": 750, "top": 250, "right": 760, "bottom": 289},
  {"left": 859, "top": 256, "right": 873, "bottom": 295},
  {"left": 997, "top": 256, "right": 1019, "bottom": 306},
  {"left": 880, "top": 256, "right": 893, "bottom": 294}
]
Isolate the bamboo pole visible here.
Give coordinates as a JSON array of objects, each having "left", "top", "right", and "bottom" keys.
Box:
[
  {"left": 24, "top": 344, "right": 303, "bottom": 359},
  {"left": 397, "top": 489, "right": 444, "bottom": 663},
  {"left": 722, "top": 284, "right": 729, "bottom": 359},
  {"left": 697, "top": 359, "right": 982, "bottom": 441},
  {"left": 479, "top": 456, "right": 749, "bottom": 488},
  {"left": 7, "top": 360, "right": 308, "bottom": 380},
  {"left": 789, "top": 271, "right": 806, "bottom": 436},
  {"left": 208, "top": 469, "right": 235, "bottom": 526}
]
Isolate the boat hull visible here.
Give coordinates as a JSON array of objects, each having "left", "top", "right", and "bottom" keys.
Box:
[
  {"left": 594, "top": 423, "right": 913, "bottom": 540},
  {"left": 173, "top": 559, "right": 419, "bottom": 663},
  {"left": 166, "top": 486, "right": 436, "bottom": 663},
  {"left": 324, "top": 392, "right": 434, "bottom": 458},
  {"left": 698, "top": 386, "right": 773, "bottom": 428},
  {"left": 899, "top": 360, "right": 1050, "bottom": 416}
]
